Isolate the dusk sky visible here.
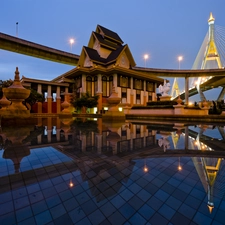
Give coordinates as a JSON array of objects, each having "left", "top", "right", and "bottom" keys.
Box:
[{"left": 1, "top": 0, "right": 225, "bottom": 100}]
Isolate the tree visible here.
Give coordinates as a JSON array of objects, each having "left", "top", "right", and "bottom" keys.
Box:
[
  {"left": 24, "top": 89, "right": 45, "bottom": 107},
  {"left": 72, "top": 92, "right": 99, "bottom": 110}
]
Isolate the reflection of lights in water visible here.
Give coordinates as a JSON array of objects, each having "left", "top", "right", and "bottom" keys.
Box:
[
  {"left": 143, "top": 166, "right": 149, "bottom": 172},
  {"left": 178, "top": 157, "right": 182, "bottom": 171},
  {"left": 69, "top": 181, "right": 74, "bottom": 187}
]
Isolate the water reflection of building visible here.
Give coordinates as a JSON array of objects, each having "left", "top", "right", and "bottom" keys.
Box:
[{"left": 1, "top": 118, "right": 225, "bottom": 209}]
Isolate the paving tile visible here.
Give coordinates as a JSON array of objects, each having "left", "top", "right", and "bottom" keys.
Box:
[
  {"left": 75, "top": 191, "right": 90, "bottom": 205},
  {"left": 18, "top": 217, "right": 36, "bottom": 225},
  {"left": 35, "top": 210, "right": 52, "bottom": 225},
  {"left": 100, "top": 201, "right": 117, "bottom": 217},
  {"left": 171, "top": 212, "right": 191, "bottom": 225},
  {"left": 107, "top": 211, "right": 126, "bottom": 225},
  {"left": 149, "top": 212, "right": 169, "bottom": 225},
  {"left": 128, "top": 182, "right": 142, "bottom": 194},
  {"left": 0, "top": 201, "right": 14, "bottom": 216},
  {"left": 32, "top": 200, "right": 48, "bottom": 215},
  {"left": 63, "top": 197, "right": 79, "bottom": 212},
  {"left": 193, "top": 211, "right": 212, "bottom": 225},
  {"left": 16, "top": 205, "right": 33, "bottom": 223},
  {"left": 129, "top": 212, "right": 147, "bottom": 225},
  {"left": 119, "top": 202, "right": 136, "bottom": 219},
  {"left": 0, "top": 212, "right": 16, "bottom": 225},
  {"left": 155, "top": 189, "right": 170, "bottom": 202},
  {"left": 136, "top": 188, "right": 151, "bottom": 201},
  {"left": 120, "top": 188, "right": 134, "bottom": 201},
  {"left": 128, "top": 195, "right": 144, "bottom": 210},
  {"left": 14, "top": 196, "right": 30, "bottom": 210},
  {"left": 165, "top": 196, "right": 182, "bottom": 211},
  {"left": 138, "top": 204, "right": 155, "bottom": 220},
  {"left": 69, "top": 206, "right": 86, "bottom": 224},
  {"left": 46, "top": 195, "right": 61, "bottom": 208},
  {"left": 29, "top": 190, "right": 44, "bottom": 204},
  {"left": 81, "top": 199, "right": 98, "bottom": 215},
  {"left": 50, "top": 203, "right": 66, "bottom": 220},
  {"left": 88, "top": 209, "right": 106, "bottom": 225},
  {"left": 147, "top": 196, "right": 163, "bottom": 211},
  {"left": 111, "top": 194, "right": 126, "bottom": 208},
  {"left": 158, "top": 203, "right": 176, "bottom": 220}
]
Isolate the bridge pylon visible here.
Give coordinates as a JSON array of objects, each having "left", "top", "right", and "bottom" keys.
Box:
[
  {"left": 195, "top": 13, "right": 223, "bottom": 102},
  {"left": 171, "top": 77, "right": 180, "bottom": 99},
  {"left": 201, "top": 13, "right": 222, "bottom": 69}
]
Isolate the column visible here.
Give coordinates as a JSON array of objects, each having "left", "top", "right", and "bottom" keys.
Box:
[
  {"left": 130, "top": 77, "right": 134, "bottom": 106},
  {"left": 47, "top": 117, "right": 52, "bottom": 143},
  {"left": 56, "top": 86, "right": 61, "bottom": 113},
  {"left": 37, "top": 84, "right": 42, "bottom": 113},
  {"left": 185, "top": 77, "right": 189, "bottom": 105},
  {"left": 97, "top": 74, "right": 102, "bottom": 113},
  {"left": 82, "top": 74, "right": 86, "bottom": 93},
  {"left": 113, "top": 73, "right": 118, "bottom": 89},
  {"left": 143, "top": 80, "right": 147, "bottom": 106},
  {"left": 47, "top": 85, "right": 52, "bottom": 114}
]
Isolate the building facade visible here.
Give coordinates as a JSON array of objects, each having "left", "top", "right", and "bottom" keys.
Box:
[{"left": 22, "top": 25, "right": 164, "bottom": 114}]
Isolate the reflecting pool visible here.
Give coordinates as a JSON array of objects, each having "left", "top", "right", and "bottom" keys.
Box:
[{"left": 0, "top": 117, "right": 225, "bottom": 225}]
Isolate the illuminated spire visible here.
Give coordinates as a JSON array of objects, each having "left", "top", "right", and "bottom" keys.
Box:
[{"left": 208, "top": 12, "right": 215, "bottom": 24}]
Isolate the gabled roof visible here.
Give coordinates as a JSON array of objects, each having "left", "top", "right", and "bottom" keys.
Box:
[
  {"left": 93, "top": 32, "right": 120, "bottom": 50},
  {"left": 96, "top": 25, "right": 123, "bottom": 44},
  {"left": 83, "top": 45, "right": 135, "bottom": 66},
  {"left": 84, "top": 47, "right": 106, "bottom": 64}
]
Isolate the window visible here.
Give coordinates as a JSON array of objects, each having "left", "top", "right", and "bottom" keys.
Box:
[
  {"left": 94, "top": 76, "right": 98, "bottom": 94},
  {"left": 136, "top": 90, "right": 141, "bottom": 104},
  {"left": 134, "top": 79, "right": 143, "bottom": 90},
  {"left": 146, "top": 82, "right": 154, "bottom": 91},
  {"left": 119, "top": 75, "right": 130, "bottom": 88},
  {"left": 102, "top": 76, "right": 107, "bottom": 97},
  {"left": 86, "top": 76, "right": 92, "bottom": 94}
]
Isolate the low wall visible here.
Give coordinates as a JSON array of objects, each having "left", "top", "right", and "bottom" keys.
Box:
[{"left": 129, "top": 107, "right": 208, "bottom": 116}]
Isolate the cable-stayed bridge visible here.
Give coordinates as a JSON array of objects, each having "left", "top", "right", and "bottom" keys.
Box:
[{"left": 172, "top": 13, "right": 225, "bottom": 102}]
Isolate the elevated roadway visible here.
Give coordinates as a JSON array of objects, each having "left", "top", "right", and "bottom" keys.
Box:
[
  {"left": 0, "top": 32, "right": 79, "bottom": 66},
  {"left": 1, "top": 31, "right": 225, "bottom": 102}
]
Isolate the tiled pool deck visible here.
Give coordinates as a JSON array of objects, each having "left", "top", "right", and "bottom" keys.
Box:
[{"left": 0, "top": 146, "right": 225, "bottom": 225}]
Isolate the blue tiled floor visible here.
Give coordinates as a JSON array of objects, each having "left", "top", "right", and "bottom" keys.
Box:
[{"left": 0, "top": 146, "right": 225, "bottom": 225}]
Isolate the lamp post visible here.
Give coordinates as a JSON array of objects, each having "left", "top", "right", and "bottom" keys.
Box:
[
  {"left": 178, "top": 56, "right": 183, "bottom": 70},
  {"left": 16, "top": 22, "right": 18, "bottom": 37},
  {"left": 144, "top": 54, "right": 149, "bottom": 68},
  {"left": 69, "top": 38, "right": 75, "bottom": 52}
]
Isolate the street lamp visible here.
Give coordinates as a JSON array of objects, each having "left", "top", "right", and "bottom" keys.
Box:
[
  {"left": 178, "top": 56, "right": 183, "bottom": 70},
  {"left": 69, "top": 38, "right": 75, "bottom": 52},
  {"left": 144, "top": 54, "right": 149, "bottom": 68}
]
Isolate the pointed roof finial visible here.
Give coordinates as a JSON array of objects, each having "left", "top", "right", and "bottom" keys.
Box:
[
  {"left": 208, "top": 12, "right": 215, "bottom": 23},
  {"left": 14, "top": 67, "right": 20, "bottom": 82}
]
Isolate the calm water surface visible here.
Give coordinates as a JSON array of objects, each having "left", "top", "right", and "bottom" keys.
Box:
[{"left": 0, "top": 117, "right": 225, "bottom": 225}]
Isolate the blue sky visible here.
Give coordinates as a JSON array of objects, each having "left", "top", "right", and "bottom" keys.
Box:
[{"left": 0, "top": 0, "right": 225, "bottom": 100}]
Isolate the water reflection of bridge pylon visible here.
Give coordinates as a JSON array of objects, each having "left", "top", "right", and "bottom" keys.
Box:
[{"left": 188, "top": 124, "right": 224, "bottom": 213}]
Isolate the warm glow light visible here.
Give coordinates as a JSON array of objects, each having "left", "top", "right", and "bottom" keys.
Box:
[
  {"left": 188, "top": 102, "right": 193, "bottom": 106},
  {"left": 70, "top": 38, "right": 75, "bottom": 44},
  {"left": 178, "top": 56, "right": 183, "bottom": 61},
  {"left": 69, "top": 181, "right": 74, "bottom": 187},
  {"left": 69, "top": 38, "right": 75, "bottom": 52},
  {"left": 144, "top": 54, "right": 149, "bottom": 60},
  {"left": 118, "top": 107, "right": 123, "bottom": 112}
]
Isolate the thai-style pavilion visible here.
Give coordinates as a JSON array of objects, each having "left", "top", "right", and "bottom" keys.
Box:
[{"left": 21, "top": 25, "right": 164, "bottom": 114}]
